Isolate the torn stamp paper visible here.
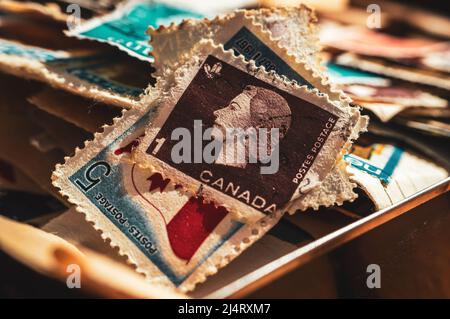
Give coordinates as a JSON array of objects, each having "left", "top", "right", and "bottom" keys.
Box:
[
  {"left": 66, "top": 0, "right": 204, "bottom": 62},
  {"left": 251, "top": 5, "right": 321, "bottom": 67},
  {"left": 132, "top": 41, "right": 361, "bottom": 222},
  {"left": 52, "top": 53, "right": 283, "bottom": 291}
]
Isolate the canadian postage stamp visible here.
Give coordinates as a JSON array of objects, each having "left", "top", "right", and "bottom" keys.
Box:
[
  {"left": 149, "top": 10, "right": 368, "bottom": 210},
  {"left": 66, "top": 0, "right": 204, "bottom": 62},
  {"left": 0, "top": 37, "right": 146, "bottom": 108},
  {"left": 52, "top": 44, "right": 283, "bottom": 291},
  {"left": 132, "top": 41, "right": 361, "bottom": 222}
]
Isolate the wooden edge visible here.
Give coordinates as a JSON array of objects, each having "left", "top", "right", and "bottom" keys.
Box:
[
  {"left": 207, "top": 177, "right": 450, "bottom": 298},
  {"left": 0, "top": 216, "right": 187, "bottom": 299}
]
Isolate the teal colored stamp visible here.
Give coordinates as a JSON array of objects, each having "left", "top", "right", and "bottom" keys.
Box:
[
  {"left": 67, "top": 0, "right": 203, "bottom": 62},
  {"left": 326, "top": 62, "right": 390, "bottom": 86}
]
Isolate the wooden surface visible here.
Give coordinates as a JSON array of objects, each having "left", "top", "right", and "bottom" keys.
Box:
[
  {"left": 248, "top": 191, "right": 450, "bottom": 298},
  {"left": 0, "top": 178, "right": 449, "bottom": 298},
  {"left": 208, "top": 177, "right": 450, "bottom": 298}
]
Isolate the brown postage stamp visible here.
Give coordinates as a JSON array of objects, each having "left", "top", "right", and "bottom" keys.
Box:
[
  {"left": 133, "top": 40, "right": 362, "bottom": 222},
  {"left": 149, "top": 10, "right": 368, "bottom": 211},
  {"left": 52, "top": 39, "right": 362, "bottom": 291}
]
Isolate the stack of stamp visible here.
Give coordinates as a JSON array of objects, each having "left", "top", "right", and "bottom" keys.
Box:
[
  {"left": 0, "top": 0, "right": 156, "bottom": 226},
  {"left": 3, "top": 0, "right": 422, "bottom": 294},
  {"left": 316, "top": 12, "right": 450, "bottom": 214},
  {"left": 321, "top": 20, "right": 450, "bottom": 126}
]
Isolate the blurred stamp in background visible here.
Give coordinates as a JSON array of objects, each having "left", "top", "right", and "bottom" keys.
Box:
[
  {"left": 0, "top": 36, "right": 147, "bottom": 108},
  {"left": 321, "top": 22, "right": 450, "bottom": 91},
  {"left": 66, "top": 0, "right": 204, "bottom": 62},
  {"left": 345, "top": 143, "right": 448, "bottom": 211}
]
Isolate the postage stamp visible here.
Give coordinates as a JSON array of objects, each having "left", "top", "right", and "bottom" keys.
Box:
[
  {"left": 342, "top": 84, "right": 447, "bottom": 122},
  {"left": 343, "top": 85, "right": 447, "bottom": 107},
  {"left": 149, "top": 5, "right": 320, "bottom": 71},
  {"left": 149, "top": 9, "right": 344, "bottom": 101},
  {"left": 149, "top": 9, "right": 368, "bottom": 210},
  {"left": 52, "top": 46, "right": 283, "bottom": 291},
  {"left": 325, "top": 62, "right": 391, "bottom": 86},
  {"left": 321, "top": 21, "right": 450, "bottom": 65},
  {"left": 336, "top": 53, "right": 450, "bottom": 91},
  {"left": 0, "top": 37, "right": 147, "bottom": 108},
  {"left": 66, "top": 0, "right": 204, "bottom": 62},
  {"left": 345, "top": 143, "right": 448, "bottom": 210},
  {"left": 131, "top": 41, "right": 361, "bottom": 222}
]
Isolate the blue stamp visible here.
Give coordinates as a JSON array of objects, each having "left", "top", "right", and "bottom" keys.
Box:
[
  {"left": 48, "top": 55, "right": 146, "bottom": 97},
  {"left": 224, "top": 26, "right": 312, "bottom": 88},
  {"left": 344, "top": 144, "right": 404, "bottom": 184}
]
